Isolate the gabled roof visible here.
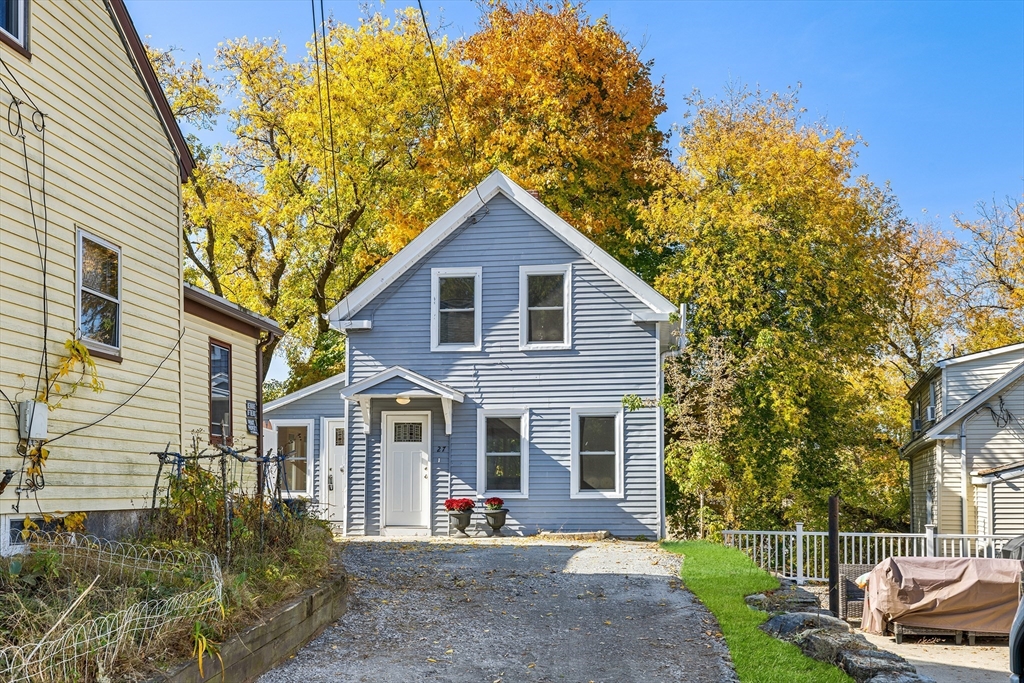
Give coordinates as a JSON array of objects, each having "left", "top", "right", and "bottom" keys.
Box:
[
  {"left": 107, "top": 0, "right": 195, "bottom": 181},
  {"left": 906, "top": 343, "right": 1024, "bottom": 399},
  {"left": 922, "top": 359, "right": 1024, "bottom": 440},
  {"left": 328, "top": 171, "right": 677, "bottom": 326},
  {"left": 264, "top": 373, "right": 347, "bottom": 413},
  {"left": 184, "top": 283, "right": 282, "bottom": 337},
  {"left": 340, "top": 366, "right": 464, "bottom": 402}
]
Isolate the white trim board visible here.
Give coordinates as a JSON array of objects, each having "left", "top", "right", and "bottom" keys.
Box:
[{"left": 328, "top": 171, "right": 676, "bottom": 327}]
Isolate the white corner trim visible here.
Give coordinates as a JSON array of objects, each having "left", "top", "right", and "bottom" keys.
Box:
[
  {"left": 430, "top": 267, "right": 482, "bottom": 352},
  {"left": 269, "top": 418, "right": 315, "bottom": 498},
  {"left": 476, "top": 408, "right": 530, "bottom": 499},
  {"left": 519, "top": 264, "right": 572, "bottom": 350},
  {"left": 569, "top": 406, "right": 625, "bottom": 499},
  {"left": 327, "top": 171, "right": 676, "bottom": 325}
]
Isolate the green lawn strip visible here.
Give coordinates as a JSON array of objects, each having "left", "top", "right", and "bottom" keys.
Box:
[{"left": 662, "top": 541, "right": 853, "bottom": 683}]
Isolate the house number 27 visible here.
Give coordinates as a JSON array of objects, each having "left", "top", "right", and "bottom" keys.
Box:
[{"left": 435, "top": 446, "right": 446, "bottom": 453}]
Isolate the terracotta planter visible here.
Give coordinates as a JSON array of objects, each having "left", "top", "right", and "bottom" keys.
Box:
[
  {"left": 483, "top": 508, "right": 508, "bottom": 535},
  {"left": 448, "top": 510, "right": 473, "bottom": 537}
]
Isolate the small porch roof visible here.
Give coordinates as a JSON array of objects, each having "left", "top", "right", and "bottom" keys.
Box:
[{"left": 340, "top": 366, "right": 464, "bottom": 435}]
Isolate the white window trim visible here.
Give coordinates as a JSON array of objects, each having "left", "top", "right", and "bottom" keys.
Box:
[
  {"left": 76, "top": 228, "right": 123, "bottom": 354},
  {"left": 273, "top": 418, "right": 315, "bottom": 499},
  {"left": 476, "top": 408, "right": 530, "bottom": 499},
  {"left": 0, "top": 515, "right": 26, "bottom": 557},
  {"left": 430, "top": 267, "right": 482, "bottom": 352},
  {"left": 519, "top": 264, "right": 572, "bottom": 350},
  {"left": 570, "top": 406, "right": 624, "bottom": 499},
  {"left": 0, "top": 0, "right": 27, "bottom": 47},
  {"left": 319, "top": 415, "right": 346, "bottom": 519}
]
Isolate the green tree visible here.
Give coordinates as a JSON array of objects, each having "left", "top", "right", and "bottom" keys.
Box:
[{"left": 642, "top": 88, "right": 903, "bottom": 529}]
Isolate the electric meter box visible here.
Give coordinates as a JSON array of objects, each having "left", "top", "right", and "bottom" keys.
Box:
[{"left": 18, "top": 400, "right": 48, "bottom": 441}]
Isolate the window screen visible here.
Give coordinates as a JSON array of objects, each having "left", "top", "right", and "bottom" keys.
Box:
[
  {"left": 578, "top": 415, "right": 615, "bottom": 491},
  {"left": 485, "top": 417, "right": 522, "bottom": 492},
  {"left": 527, "top": 273, "right": 564, "bottom": 343},
  {"left": 210, "top": 342, "right": 231, "bottom": 442},
  {"left": 80, "top": 234, "right": 121, "bottom": 350},
  {"left": 438, "top": 276, "right": 475, "bottom": 344}
]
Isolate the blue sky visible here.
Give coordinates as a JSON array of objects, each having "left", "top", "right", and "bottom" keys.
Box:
[{"left": 125, "top": 0, "right": 1024, "bottom": 380}]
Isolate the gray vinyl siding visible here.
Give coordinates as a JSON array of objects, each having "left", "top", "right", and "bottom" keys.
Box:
[
  {"left": 992, "top": 478, "right": 1024, "bottom": 536},
  {"left": 347, "top": 194, "right": 660, "bottom": 538},
  {"left": 910, "top": 448, "right": 936, "bottom": 532},
  {"left": 945, "top": 351, "right": 1024, "bottom": 411},
  {"left": 963, "top": 376, "right": 1024, "bottom": 475},
  {"left": 265, "top": 387, "right": 347, "bottom": 508}
]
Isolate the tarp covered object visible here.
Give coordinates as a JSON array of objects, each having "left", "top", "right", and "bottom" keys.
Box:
[{"left": 862, "top": 557, "right": 1024, "bottom": 635}]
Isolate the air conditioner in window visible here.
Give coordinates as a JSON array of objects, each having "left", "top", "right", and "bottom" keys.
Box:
[
  {"left": 912, "top": 418, "right": 922, "bottom": 433},
  {"left": 925, "top": 405, "right": 936, "bottom": 422}
]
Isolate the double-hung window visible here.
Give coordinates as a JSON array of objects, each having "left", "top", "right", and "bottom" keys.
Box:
[
  {"left": 519, "top": 264, "right": 571, "bottom": 349},
  {"left": 477, "top": 409, "right": 529, "bottom": 498},
  {"left": 77, "top": 230, "right": 122, "bottom": 356},
  {"left": 570, "top": 407, "right": 623, "bottom": 498},
  {"left": 0, "top": 0, "right": 26, "bottom": 48},
  {"left": 431, "top": 267, "right": 481, "bottom": 351},
  {"left": 210, "top": 341, "right": 232, "bottom": 444}
]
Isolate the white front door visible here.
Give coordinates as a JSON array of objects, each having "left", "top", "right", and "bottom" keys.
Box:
[
  {"left": 383, "top": 413, "right": 430, "bottom": 529},
  {"left": 324, "top": 418, "right": 346, "bottom": 527}
]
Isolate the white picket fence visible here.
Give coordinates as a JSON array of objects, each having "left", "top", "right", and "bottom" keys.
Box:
[{"left": 722, "top": 523, "right": 1016, "bottom": 584}]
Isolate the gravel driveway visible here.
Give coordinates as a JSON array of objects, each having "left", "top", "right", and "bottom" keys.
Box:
[{"left": 260, "top": 538, "right": 736, "bottom": 683}]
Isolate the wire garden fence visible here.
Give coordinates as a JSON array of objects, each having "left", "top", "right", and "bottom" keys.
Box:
[{"left": 0, "top": 531, "right": 222, "bottom": 683}]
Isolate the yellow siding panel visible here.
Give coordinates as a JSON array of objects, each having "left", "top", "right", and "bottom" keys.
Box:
[
  {"left": 181, "top": 312, "right": 260, "bottom": 454},
  {"left": 0, "top": 0, "right": 182, "bottom": 517}
]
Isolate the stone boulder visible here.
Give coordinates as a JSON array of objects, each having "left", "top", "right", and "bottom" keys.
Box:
[
  {"left": 796, "top": 628, "right": 874, "bottom": 662},
  {"left": 766, "top": 585, "right": 821, "bottom": 612},
  {"left": 839, "top": 649, "right": 916, "bottom": 682},
  {"left": 866, "top": 673, "right": 937, "bottom": 683},
  {"left": 761, "top": 611, "right": 850, "bottom": 639}
]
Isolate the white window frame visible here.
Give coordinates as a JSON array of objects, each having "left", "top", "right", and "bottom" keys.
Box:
[
  {"left": 519, "top": 264, "right": 572, "bottom": 350},
  {"left": 0, "top": 0, "right": 27, "bottom": 47},
  {"left": 476, "top": 408, "right": 529, "bottom": 499},
  {"left": 76, "top": 228, "right": 123, "bottom": 355},
  {"left": 273, "top": 418, "right": 315, "bottom": 498},
  {"left": 430, "top": 267, "right": 482, "bottom": 352},
  {"left": 0, "top": 515, "right": 26, "bottom": 557},
  {"left": 570, "top": 406, "right": 624, "bottom": 499}
]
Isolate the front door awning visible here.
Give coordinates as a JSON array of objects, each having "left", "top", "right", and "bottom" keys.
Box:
[{"left": 340, "top": 366, "right": 465, "bottom": 435}]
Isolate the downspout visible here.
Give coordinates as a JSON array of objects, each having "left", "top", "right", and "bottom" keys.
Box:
[
  {"left": 960, "top": 408, "right": 982, "bottom": 534},
  {"left": 657, "top": 304, "right": 687, "bottom": 540}
]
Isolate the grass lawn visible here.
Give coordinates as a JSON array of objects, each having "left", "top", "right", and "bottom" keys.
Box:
[{"left": 662, "top": 541, "right": 853, "bottom": 683}]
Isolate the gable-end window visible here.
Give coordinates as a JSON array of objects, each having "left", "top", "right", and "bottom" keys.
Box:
[
  {"left": 476, "top": 409, "right": 529, "bottom": 498},
  {"left": 0, "top": 0, "right": 26, "bottom": 48},
  {"left": 431, "top": 267, "right": 481, "bottom": 351},
  {"left": 519, "top": 265, "right": 571, "bottom": 349},
  {"left": 570, "top": 407, "right": 623, "bottom": 498},
  {"left": 77, "top": 230, "right": 122, "bottom": 355},
  {"left": 210, "top": 341, "right": 232, "bottom": 444}
]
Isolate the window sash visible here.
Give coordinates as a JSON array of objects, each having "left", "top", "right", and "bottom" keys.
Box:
[
  {"left": 432, "top": 268, "right": 481, "bottom": 350},
  {"left": 210, "top": 342, "right": 231, "bottom": 442},
  {"left": 519, "top": 266, "right": 570, "bottom": 349},
  {"left": 0, "top": 0, "right": 25, "bottom": 44},
  {"left": 571, "top": 408, "right": 622, "bottom": 498},
  {"left": 77, "top": 231, "right": 122, "bottom": 351},
  {"left": 477, "top": 410, "right": 529, "bottom": 497}
]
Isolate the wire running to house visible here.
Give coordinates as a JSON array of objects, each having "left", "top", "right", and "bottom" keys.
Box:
[{"left": 415, "top": 0, "right": 491, "bottom": 218}]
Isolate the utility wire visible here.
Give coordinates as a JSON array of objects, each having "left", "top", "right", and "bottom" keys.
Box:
[
  {"left": 415, "top": 0, "right": 490, "bottom": 215},
  {"left": 45, "top": 330, "right": 185, "bottom": 446},
  {"left": 316, "top": 0, "right": 345, "bottom": 231}
]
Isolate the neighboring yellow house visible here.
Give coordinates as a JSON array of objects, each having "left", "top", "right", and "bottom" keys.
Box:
[
  {"left": 0, "top": 0, "right": 278, "bottom": 548},
  {"left": 182, "top": 284, "right": 281, "bottom": 457}
]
